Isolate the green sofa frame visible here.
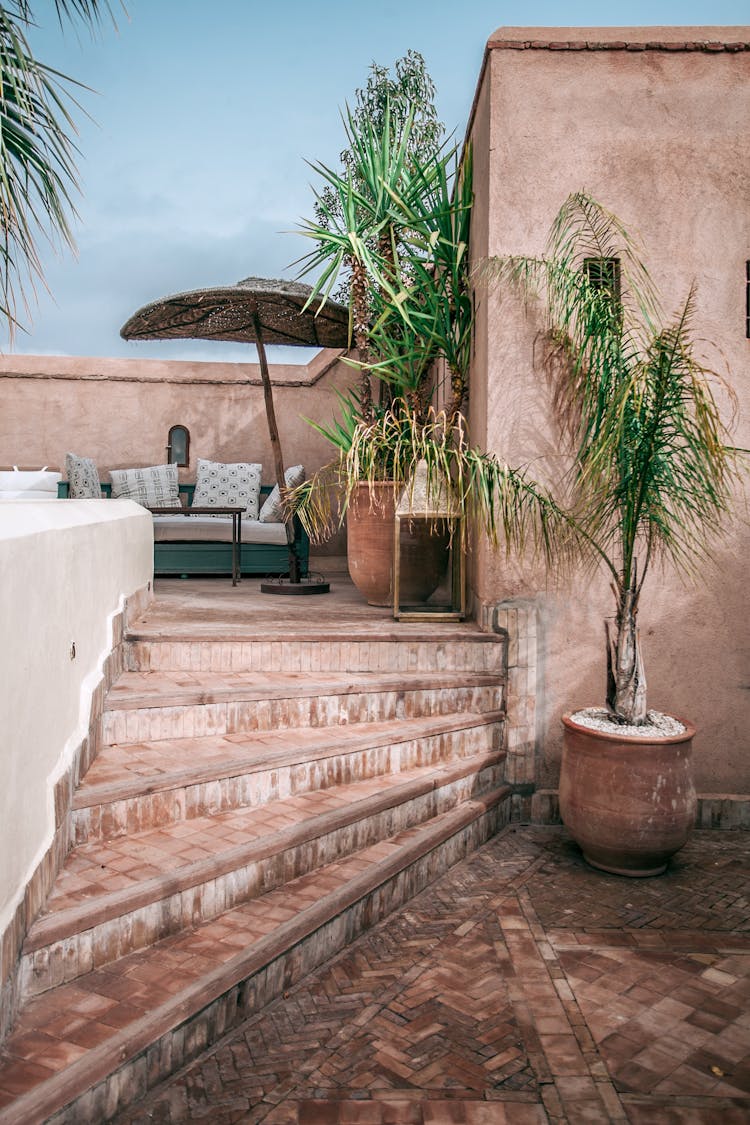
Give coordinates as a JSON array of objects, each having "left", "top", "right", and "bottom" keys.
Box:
[{"left": 57, "top": 481, "right": 310, "bottom": 578}]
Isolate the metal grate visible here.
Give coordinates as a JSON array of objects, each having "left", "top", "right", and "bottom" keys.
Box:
[{"left": 584, "top": 257, "right": 621, "bottom": 299}]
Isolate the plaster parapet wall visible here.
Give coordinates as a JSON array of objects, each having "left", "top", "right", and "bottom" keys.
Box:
[
  {"left": 486, "top": 25, "right": 750, "bottom": 50},
  {"left": 0, "top": 351, "right": 353, "bottom": 482},
  {"left": 0, "top": 502, "right": 152, "bottom": 1036},
  {"left": 468, "top": 27, "right": 750, "bottom": 794}
]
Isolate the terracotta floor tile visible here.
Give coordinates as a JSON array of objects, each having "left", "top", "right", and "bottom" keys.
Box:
[
  {"left": 9, "top": 1036, "right": 88, "bottom": 1073},
  {"left": 99, "top": 1002, "right": 151, "bottom": 1030},
  {"left": 650, "top": 1062, "right": 723, "bottom": 1096},
  {"left": 4, "top": 1029, "right": 62, "bottom": 1062},
  {"left": 537, "top": 1034, "right": 589, "bottom": 1076},
  {"left": 0, "top": 1057, "right": 57, "bottom": 1095}
]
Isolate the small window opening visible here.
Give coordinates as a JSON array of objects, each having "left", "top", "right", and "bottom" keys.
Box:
[
  {"left": 167, "top": 425, "right": 190, "bottom": 467},
  {"left": 584, "top": 257, "right": 621, "bottom": 300}
]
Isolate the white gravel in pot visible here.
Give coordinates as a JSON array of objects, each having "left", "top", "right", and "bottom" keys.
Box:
[{"left": 570, "top": 707, "right": 687, "bottom": 738}]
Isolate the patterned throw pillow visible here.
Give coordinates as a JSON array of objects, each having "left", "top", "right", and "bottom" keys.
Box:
[
  {"left": 65, "top": 453, "right": 101, "bottom": 499},
  {"left": 109, "top": 464, "right": 181, "bottom": 508},
  {"left": 192, "top": 458, "right": 262, "bottom": 519},
  {"left": 258, "top": 464, "right": 305, "bottom": 523}
]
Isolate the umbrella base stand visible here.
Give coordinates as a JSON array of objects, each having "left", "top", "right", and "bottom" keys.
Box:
[{"left": 260, "top": 574, "right": 331, "bottom": 595}]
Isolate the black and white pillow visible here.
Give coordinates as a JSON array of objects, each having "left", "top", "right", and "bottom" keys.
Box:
[
  {"left": 109, "top": 464, "right": 181, "bottom": 508},
  {"left": 65, "top": 452, "right": 101, "bottom": 499},
  {"left": 193, "top": 458, "right": 262, "bottom": 519},
  {"left": 258, "top": 464, "right": 305, "bottom": 523}
]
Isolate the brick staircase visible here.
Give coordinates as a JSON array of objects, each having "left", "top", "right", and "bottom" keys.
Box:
[{"left": 0, "top": 614, "right": 509, "bottom": 1124}]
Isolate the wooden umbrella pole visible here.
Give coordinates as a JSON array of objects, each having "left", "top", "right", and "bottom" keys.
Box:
[{"left": 252, "top": 312, "right": 301, "bottom": 583}]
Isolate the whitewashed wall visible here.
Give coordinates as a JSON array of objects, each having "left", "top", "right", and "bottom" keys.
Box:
[{"left": 0, "top": 501, "right": 152, "bottom": 936}]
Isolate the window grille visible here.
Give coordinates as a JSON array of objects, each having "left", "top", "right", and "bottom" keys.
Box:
[
  {"left": 584, "top": 257, "right": 621, "bottom": 300},
  {"left": 167, "top": 425, "right": 190, "bottom": 467}
]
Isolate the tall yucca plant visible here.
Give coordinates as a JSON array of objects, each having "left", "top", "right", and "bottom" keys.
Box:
[
  {"left": 380, "top": 144, "right": 474, "bottom": 421},
  {"left": 295, "top": 101, "right": 435, "bottom": 419},
  {"left": 484, "top": 192, "right": 739, "bottom": 725},
  {"left": 291, "top": 61, "right": 582, "bottom": 600}
]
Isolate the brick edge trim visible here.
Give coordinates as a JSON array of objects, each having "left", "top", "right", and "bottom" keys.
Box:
[{"left": 488, "top": 39, "right": 750, "bottom": 52}]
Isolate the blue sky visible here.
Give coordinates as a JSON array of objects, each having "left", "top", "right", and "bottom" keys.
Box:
[{"left": 5, "top": 0, "right": 748, "bottom": 363}]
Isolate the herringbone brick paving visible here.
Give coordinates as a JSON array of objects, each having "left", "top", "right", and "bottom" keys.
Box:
[{"left": 115, "top": 826, "right": 750, "bottom": 1124}]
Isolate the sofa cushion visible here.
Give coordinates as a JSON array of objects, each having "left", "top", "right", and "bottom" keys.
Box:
[
  {"left": 152, "top": 515, "right": 287, "bottom": 545},
  {"left": 258, "top": 464, "right": 305, "bottom": 523},
  {"left": 192, "top": 458, "right": 262, "bottom": 520},
  {"left": 65, "top": 453, "right": 101, "bottom": 499},
  {"left": 109, "top": 464, "right": 181, "bottom": 508}
]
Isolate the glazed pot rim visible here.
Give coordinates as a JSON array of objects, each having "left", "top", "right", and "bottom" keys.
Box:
[{"left": 562, "top": 711, "right": 696, "bottom": 744}]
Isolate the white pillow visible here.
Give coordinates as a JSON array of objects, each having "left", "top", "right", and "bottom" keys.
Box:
[
  {"left": 192, "top": 458, "right": 262, "bottom": 519},
  {"left": 109, "top": 464, "right": 181, "bottom": 508},
  {"left": 0, "top": 469, "right": 61, "bottom": 494},
  {"left": 65, "top": 453, "right": 101, "bottom": 499},
  {"left": 258, "top": 464, "right": 305, "bottom": 523}
]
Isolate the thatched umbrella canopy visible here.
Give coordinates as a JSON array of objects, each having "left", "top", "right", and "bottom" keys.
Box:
[
  {"left": 120, "top": 276, "right": 349, "bottom": 349},
  {"left": 121, "top": 277, "right": 349, "bottom": 586}
]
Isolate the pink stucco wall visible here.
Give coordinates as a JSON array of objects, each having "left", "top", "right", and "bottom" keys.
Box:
[
  {"left": 468, "top": 27, "right": 750, "bottom": 793},
  {"left": 0, "top": 350, "right": 354, "bottom": 552}
]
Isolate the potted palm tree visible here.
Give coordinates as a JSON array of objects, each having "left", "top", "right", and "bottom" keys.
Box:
[{"left": 484, "top": 192, "right": 741, "bottom": 876}]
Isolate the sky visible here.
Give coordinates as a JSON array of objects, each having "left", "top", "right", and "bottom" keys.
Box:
[{"left": 5, "top": 0, "right": 748, "bottom": 364}]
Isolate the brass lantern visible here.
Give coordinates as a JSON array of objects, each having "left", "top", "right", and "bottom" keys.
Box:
[{"left": 393, "top": 460, "right": 465, "bottom": 621}]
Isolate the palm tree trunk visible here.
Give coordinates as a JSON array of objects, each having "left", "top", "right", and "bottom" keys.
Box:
[
  {"left": 349, "top": 256, "right": 372, "bottom": 420},
  {"left": 606, "top": 586, "right": 647, "bottom": 724},
  {"left": 447, "top": 361, "right": 467, "bottom": 424}
]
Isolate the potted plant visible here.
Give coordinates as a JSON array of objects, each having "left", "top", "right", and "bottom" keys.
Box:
[
  {"left": 484, "top": 192, "right": 741, "bottom": 876},
  {"left": 292, "top": 84, "right": 570, "bottom": 609},
  {"left": 292, "top": 55, "right": 476, "bottom": 605}
]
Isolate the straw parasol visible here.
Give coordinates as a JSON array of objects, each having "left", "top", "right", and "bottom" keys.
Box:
[{"left": 121, "top": 276, "right": 349, "bottom": 592}]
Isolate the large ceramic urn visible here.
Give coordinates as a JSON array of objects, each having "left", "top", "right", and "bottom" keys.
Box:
[
  {"left": 346, "top": 482, "right": 449, "bottom": 607},
  {"left": 559, "top": 713, "right": 697, "bottom": 877}
]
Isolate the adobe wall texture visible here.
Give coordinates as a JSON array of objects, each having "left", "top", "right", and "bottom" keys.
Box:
[{"left": 468, "top": 27, "right": 750, "bottom": 794}]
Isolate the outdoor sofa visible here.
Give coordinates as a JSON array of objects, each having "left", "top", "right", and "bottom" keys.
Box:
[{"left": 56, "top": 458, "right": 310, "bottom": 579}]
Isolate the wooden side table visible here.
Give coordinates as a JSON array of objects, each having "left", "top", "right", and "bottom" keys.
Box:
[{"left": 148, "top": 506, "right": 244, "bottom": 585}]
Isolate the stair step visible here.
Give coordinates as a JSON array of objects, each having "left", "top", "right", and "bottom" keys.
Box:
[
  {"left": 102, "top": 669, "right": 504, "bottom": 746},
  {"left": 105, "top": 668, "right": 504, "bottom": 711},
  {"left": 21, "top": 752, "right": 505, "bottom": 995},
  {"left": 0, "top": 792, "right": 511, "bottom": 1125},
  {"left": 73, "top": 710, "right": 505, "bottom": 843},
  {"left": 125, "top": 629, "right": 505, "bottom": 673}
]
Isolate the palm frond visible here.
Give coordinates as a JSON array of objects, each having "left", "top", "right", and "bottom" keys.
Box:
[
  {"left": 0, "top": 0, "right": 119, "bottom": 335},
  {"left": 480, "top": 191, "right": 742, "bottom": 720}
]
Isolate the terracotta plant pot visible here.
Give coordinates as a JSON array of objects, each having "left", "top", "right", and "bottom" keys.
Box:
[
  {"left": 559, "top": 712, "right": 697, "bottom": 877},
  {"left": 346, "top": 482, "right": 449, "bottom": 607}
]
